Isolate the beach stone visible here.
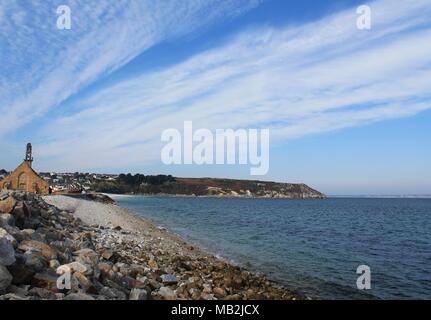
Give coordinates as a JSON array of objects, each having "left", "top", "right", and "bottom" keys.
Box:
[
  {"left": 101, "top": 249, "right": 113, "bottom": 260},
  {"left": 129, "top": 264, "right": 146, "bottom": 278},
  {"left": 129, "top": 288, "right": 148, "bottom": 300},
  {"left": 0, "top": 197, "right": 16, "bottom": 213},
  {"left": 7, "top": 254, "right": 35, "bottom": 284},
  {"left": 98, "top": 262, "right": 113, "bottom": 276},
  {"left": 31, "top": 271, "right": 59, "bottom": 292},
  {"left": 23, "top": 217, "right": 41, "bottom": 230},
  {"left": 158, "top": 286, "right": 176, "bottom": 300},
  {"left": 147, "top": 278, "right": 161, "bottom": 290},
  {"left": 71, "top": 272, "right": 94, "bottom": 293},
  {"left": 245, "top": 289, "right": 259, "bottom": 299},
  {"left": 100, "top": 286, "right": 126, "bottom": 300},
  {"left": 0, "top": 238, "right": 16, "bottom": 266},
  {"left": 213, "top": 287, "right": 227, "bottom": 298},
  {"left": 201, "top": 292, "right": 215, "bottom": 300},
  {"left": 118, "top": 276, "right": 146, "bottom": 290},
  {"left": 73, "top": 248, "right": 98, "bottom": 266},
  {"left": 160, "top": 273, "right": 178, "bottom": 285},
  {"left": 29, "top": 287, "right": 57, "bottom": 299},
  {"left": 0, "top": 265, "right": 13, "bottom": 294},
  {"left": 202, "top": 283, "right": 212, "bottom": 294},
  {"left": 0, "top": 226, "right": 16, "bottom": 243},
  {"left": 11, "top": 203, "right": 26, "bottom": 229},
  {"left": 148, "top": 259, "right": 158, "bottom": 270},
  {"left": 64, "top": 293, "right": 95, "bottom": 300},
  {"left": 215, "top": 261, "right": 227, "bottom": 271},
  {"left": 0, "top": 293, "right": 30, "bottom": 300},
  {"left": 49, "top": 259, "right": 60, "bottom": 270},
  {"left": 24, "top": 253, "right": 48, "bottom": 272},
  {"left": 21, "top": 229, "right": 35, "bottom": 237},
  {"left": 223, "top": 276, "right": 233, "bottom": 288},
  {"left": 18, "top": 240, "right": 57, "bottom": 260},
  {"left": 232, "top": 275, "right": 245, "bottom": 289},
  {"left": 0, "top": 214, "right": 15, "bottom": 227},
  {"left": 8, "top": 284, "right": 29, "bottom": 298},
  {"left": 57, "top": 261, "right": 89, "bottom": 275},
  {"left": 189, "top": 288, "right": 201, "bottom": 300}
]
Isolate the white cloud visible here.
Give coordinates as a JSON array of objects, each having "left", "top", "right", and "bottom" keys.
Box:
[
  {"left": 0, "top": 0, "right": 261, "bottom": 135},
  {"left": 2, "top": 0, "right": 431, "bottom": 172}
]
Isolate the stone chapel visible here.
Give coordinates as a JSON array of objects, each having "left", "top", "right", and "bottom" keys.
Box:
[{"left": 0, "top": 143, "right": 49, "bottom": 194}]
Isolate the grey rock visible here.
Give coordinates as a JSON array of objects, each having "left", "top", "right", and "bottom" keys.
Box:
[
  {"left": 160, "top": 273, "right": 178, "bottom": 285},
  {"left": 0, "top": 214, "right": 15, "bottom": 227},
  {"left": 0, "top": 238, "right": 16, "bottom": 266},
  {"left": 0, "top": 293, "right": 29, "bottom": 300},
  {"left": 100, "top": 286, "right": 127, "bottom": 300},
  {"left": 24, "top": 253, "right": 48, "bottom": 272},
  {"left": 7, "top": 253, "right": 35, "bottom": 284},
  {"left": 64, "top": 293, "right": 95, "bottom": 300},
  {"left": 158, "top": 286, "right": 176, "bottom": 300},
  {"left": 0, "top": 227, "right": 16, "bottom": 245},
  {"left": 8, "top": 284, "right": 29, "bottom": 297},
  {"left": 28, "top": 287, "right": 57, "bottom": 299},
  {"left": 0, "top": 264, "right": 13, "bottom": 294},
  {"left": 129, "top": 288, "right": 148, "bottom": 300}
]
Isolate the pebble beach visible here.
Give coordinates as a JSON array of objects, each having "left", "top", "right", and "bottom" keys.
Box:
[{"left": 0, "top": 191, "right": 300, "bottom": 300}]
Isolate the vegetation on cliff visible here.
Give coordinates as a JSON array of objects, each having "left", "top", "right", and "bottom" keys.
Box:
[{"left": 91, "top": 174, "right": 325, "bottom": 199}]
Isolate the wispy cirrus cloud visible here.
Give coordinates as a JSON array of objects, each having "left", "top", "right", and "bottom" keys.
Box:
[
  {"left": 0, "top": 0, "right": 262, "bottom": 136},
  {"left": 28, "top": 0, "right": 431, "bottom": 171}
]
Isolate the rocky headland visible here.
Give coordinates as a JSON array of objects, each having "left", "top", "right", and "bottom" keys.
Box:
[
  {"left": 0, "top": 191, "right": 301, "bottom": 300},
  {"left": 93, "top": 176, "right": 326, "bottom": 199}
]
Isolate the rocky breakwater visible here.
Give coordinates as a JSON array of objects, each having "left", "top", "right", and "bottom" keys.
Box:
[{"left": 0, "top": 191, "right": 300, "bottom": 300}]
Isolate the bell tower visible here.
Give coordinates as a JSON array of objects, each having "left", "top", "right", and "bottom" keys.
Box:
[{"left": 25, "top": 143, "right": 33, "bottom": 167}]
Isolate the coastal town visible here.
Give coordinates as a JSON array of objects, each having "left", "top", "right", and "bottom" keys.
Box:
[{"left": 0, "top": 168, "right": 117, "bottom": 194}]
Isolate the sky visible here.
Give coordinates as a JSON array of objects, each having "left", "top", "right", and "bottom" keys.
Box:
[{"left": 0, "top": 0, "right": 430, "bottom": 195}]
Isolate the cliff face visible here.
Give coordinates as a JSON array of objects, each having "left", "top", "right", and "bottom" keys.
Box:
[
  {"left": 91, "top": 175, "right": 325, "bottom": 199},
  {"left": 171, "top": 178, "right": 326, "bottom": 199}
]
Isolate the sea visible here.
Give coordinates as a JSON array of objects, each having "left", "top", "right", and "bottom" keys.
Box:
[{"left": 111, "top": 196, "right": 431, "bottom": 300}]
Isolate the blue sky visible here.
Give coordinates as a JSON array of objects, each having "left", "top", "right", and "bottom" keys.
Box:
[{"left": 0, "top": 0, "right": 430, "bottom": 195}]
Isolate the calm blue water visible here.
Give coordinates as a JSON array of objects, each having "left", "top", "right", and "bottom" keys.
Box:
[{"left": 112, "top": 196, "right": 431, "bottom": 300}]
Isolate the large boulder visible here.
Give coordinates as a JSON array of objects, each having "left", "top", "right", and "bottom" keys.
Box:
[
  {"left": 11, "top": 203, "right": 27, "bottom": 229},
  {"left": 24, "top": 253, "right": 49, "bottom": 272},
  {"left": 0, "top": 227, "right": 17, "bottom": 245},
  {"left": 56, "top": 261, "right": 90, "bottom": 276},
  {"left": 73, "top": 248, "right": 99, "bottom": 267},
  {"left": 0, "top": 196, "right": 16, "bottom": 214},
  {"left": 7, "top": 253, "right": 35, "bottom": 284},
  {"left": 0, "top": 214, "right": 15, "bottom": 227},
  {"left": 18, "top": 240, "right": 57, "bottom": 260},
  {"left": 0, "top": 265, "right": 13, "bottom": 294},
  {"left": 31, "top": 271, "right": 59, "bottom": 292},
  {"left": 0, "top": 237, "right": 16, "bottom": 266}
]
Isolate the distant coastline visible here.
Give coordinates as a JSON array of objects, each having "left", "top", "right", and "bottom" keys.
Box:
[
  {"left": 92, "top": 177, "right": 326, "bottom": 199},
  {"left": 329, "top": 195, "right": 431, "bottom": 199}
]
